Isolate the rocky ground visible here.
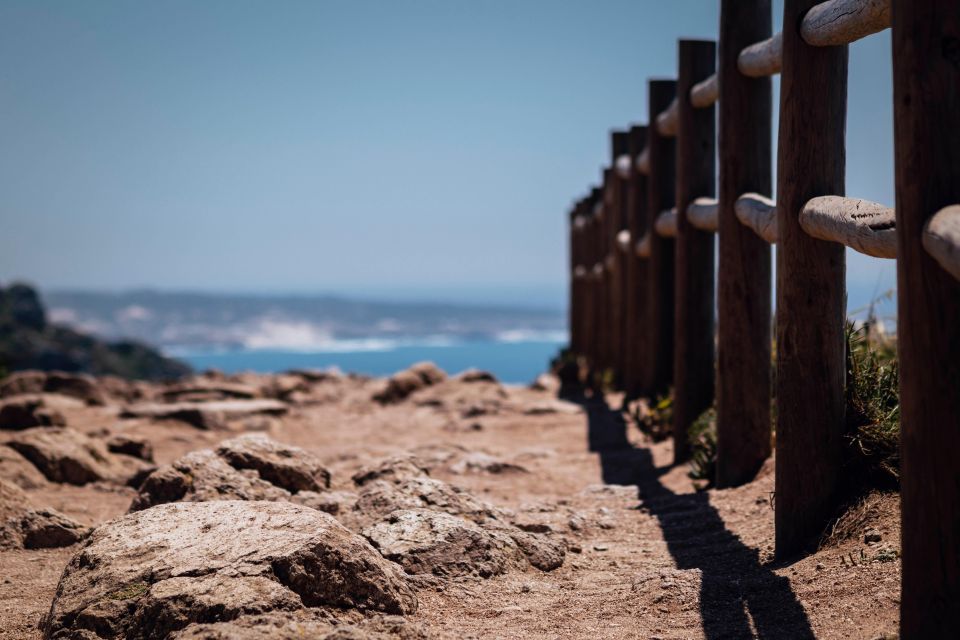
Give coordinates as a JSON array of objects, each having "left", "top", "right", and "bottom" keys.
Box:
[{"left": 0, "top": 365, "right": 900, "bottom": 639}]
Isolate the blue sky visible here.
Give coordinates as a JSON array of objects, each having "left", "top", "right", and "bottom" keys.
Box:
[{"left": 0, "top": 1, "right": 894, "bottom": 310}]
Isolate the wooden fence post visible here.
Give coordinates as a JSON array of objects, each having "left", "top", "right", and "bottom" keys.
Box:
[
  {"left": 599, "top": 168, "right": 614, "bottom": 376},
  {"left": 569, "top": 200, "right": 584, "bottom": 358},
  {"left": 644, "top": 79, "right": 678, "bottom": 398},
  {"left": 673, "top": 40, "right": 717, "bottom": 463},
  {"left": 610, "top": 132, "right": 630, "bottom": 386},
  {"left": 893, "top": 0, "right": 960, "bottom": 635},
  {"left": 624, "top": 125, "right": 649, "bottom": 400},
  {"left": 588, "top": 186, "right": 604, "bottom": 385},
  {"left": 715, "top": 0, "right": 773, "bottom": 487},
  {"left": 775, "top": 0, "right": 848, "bottom": 558}
]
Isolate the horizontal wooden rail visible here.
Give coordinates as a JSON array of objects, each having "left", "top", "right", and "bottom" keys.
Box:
[
  {"left": 636, "top": 232, "right": 651, "bottom": 258},
  {"left": 738, "top": 32, "right": 782, "bottom": 77},
  {"left": 800, "top": 196, "right": 897, "bottom": 258},
  {"left": 615, "top": 154, "right": 633, "bottom": 179},
  {"left": 687, "top": 197, "right": 719, "bottom": 232},
  {"left": 617, "top": 229, "right": 632, "bottom": 252},
  {"left": 690, "top": 73, "right": 719, "bottom": 108},
  {"left": 656, "top": 98, "right": 679, "bottom": 137},
  {"left": 801, "top": 0, "right": 891, "bottom": 46},
  {"left": 654, "top": 207, "right": 678, "bottom": 237},
  {"left": 923, "top": 205, "right": 960, "bottom": 281},
  {"left": 735, "top": 193, "right": 778, "bottom": 243},
  {"left": 636, "top": 147, "right": 651, "bottom": 175}
]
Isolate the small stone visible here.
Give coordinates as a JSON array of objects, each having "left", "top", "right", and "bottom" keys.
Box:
[
  {"left": 864, "top": 529, "right": 882, "bottom": 544},
  {"left": 520, "top": 584, "right": 532, "bottom": 593},
  {"left": 816, "top": 562, "right": 825, "bottom": 571},
  {"left": 593, "top": 544, "right": 609, "bottom": 552},
  {"left": 568, "top": 516, "right": 584, "bottom": 531}
]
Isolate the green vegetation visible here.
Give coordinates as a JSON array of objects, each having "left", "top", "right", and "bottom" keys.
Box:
[
  {"left": 687, "top": 408, "right": 717, "bottom": 487},
  {"left": 636, "top": 394, "right": 673, "bottom": 442},
  {"left": 681, "top": 314, "right": 900, "bottom": 490},
  {"left": 107, "top": 581, "right": 149, "bottom": 601},
  {"left": 843, "top": 319, "right": 900, "bottom": 489},
  {"left": 0, "top": 282, "right": 190, "bottom": 381}
]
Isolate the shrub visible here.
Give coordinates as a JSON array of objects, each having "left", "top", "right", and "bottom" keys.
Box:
[
  {"left": 843, "top": 320, "right": 900, "bottom": 488},
  {"left": 688, "top": 408, "right": 717, "bottom": 488}
]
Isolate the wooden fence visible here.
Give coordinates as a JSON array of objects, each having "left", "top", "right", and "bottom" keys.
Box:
[{"left": 565, "top": 1, "right": 960, "bottom": 636}]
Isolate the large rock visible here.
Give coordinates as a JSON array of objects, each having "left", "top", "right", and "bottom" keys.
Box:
[
  {"left": 0, "top": 396, "right": 66, "bottom": 430},
  {"left": 6, "top": 427, "right": 153, "bottom": 486},
  {"left": 354, "top": 477, "right": 499, "bottom": 526},
  {"left": 352, "top": 456, "right": 430, "bottom": 487},
  {"left": 43, "top": 501, "right": 417, "bottom": 640},
  {"left": 0, "top": 479, "right": 88, "bottom": 549},
  {"left": 169, "top": 612, "right": 433, "bottom": 640},
  {"left": 363, "top": 509, "right": 525, "bottom": 578},
  {"left": 0, "top": 371, "right": 46, "bottom": 397},
  {"left": 216, "top": 434, "right": 330, "bottom": 493},
  {"left": 131, "top": 435, "right": 331, "bottom": 511},
  {"left": 106, "top": 433, "right": 154, "bottom": 462},
  {"left": 372, "top": 363, "right": 446, "bottom": 404},
  {"left": 131, "top": 449, "right": 291, "bottom": 511},
  {"left": 159, "top": 381, "right": 261, "bottom": 403},
  {"left": 452, "top": 369, "right": 498, "bottom": 384},
  {"left": 0, "top": 370, "right": 107, "bottom": 406},
  {"left": 0, "top": 444, "right": 50, "bottom": 489},
  {"left": 120, "top": 399, "right": 289, "bottom": 430}
]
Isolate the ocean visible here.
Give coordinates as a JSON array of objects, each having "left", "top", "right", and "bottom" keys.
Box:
[{"left": 173, "top": 339, "right": 566, "bottom": 385}]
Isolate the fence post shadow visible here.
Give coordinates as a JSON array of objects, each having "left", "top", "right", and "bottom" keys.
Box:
[{"left": 579, "top": 394, "right": 816, "bottom": 640}]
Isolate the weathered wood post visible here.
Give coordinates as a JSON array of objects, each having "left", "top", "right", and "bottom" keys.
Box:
[
  {"left": 614, "top": 131, "right": 632, "bottom": 384},
  {"left": 569, "top": 200, "right": 584, "bottom": 358},
  {"left": 715, "top": 0, "right": 773, "bottom": 487},
  {"left": 599, "top": 168, "right": 614, "bottom": 376},
  {"left": 893, "top": 0, "right": 960, "bottom": 635},
  {"left": 624, "top": 125, "right": 649, "bottom": 399},
  {"left": 775, "top": 0, "right": 848, "bottom": 558},
  {"left": 588, "top": 186, "right": 604, "bottom": 384},
  {"left": 673, "top": 40, "right": 717, "bottom": 463},
  {"left": 644, "top": 79, "right": 678, "bottom": 398},
  {"left": 609, "top": 132, "right": 630, "bottom": 386}
]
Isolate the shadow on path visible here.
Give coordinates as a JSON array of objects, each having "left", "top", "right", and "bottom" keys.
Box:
[{"left": 580, "top": 394, "right": 816, "bottom": 640}]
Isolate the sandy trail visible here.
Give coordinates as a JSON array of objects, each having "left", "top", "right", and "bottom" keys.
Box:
[{"left": 0, "top": 374, "right": 900, "bottom": 639}]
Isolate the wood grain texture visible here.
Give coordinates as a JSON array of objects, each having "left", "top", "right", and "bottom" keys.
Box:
[
  {"left": 893, "top": 1, "right": 960, "bottom": 635},
  {"left": 687, "top": 197, "right": 719, "bottom": 232},
  {"left": 800, "top": 196, "right": 896, "bottom": 258},
  {"left": 735, "top": 193, "right": 779, "bottom": 243},
  {"left": 801, "top": 0, "right": 890, "bottom": 46},
  {"left": 643, "top": 80, "right": 678, "bottom": 397},
  {"left": 691, "top": 74, "right": 719, "bottom": 108},
  {"left": 656, "top": 98, "right": 679, "bottom": 137},
  {"left": 774, "top": 0, "right": 848, "bottom": 559},
  {"left": 923, "top": 205, "right": 960, "bottom": 281},
  {"left": 673, "top": 39, "right": 717, "bottom": 464},
  {"left": 738, "top": 31, "right": 782, "bottom": 77},
  {"left": 716, "top": 0, "right": 774, "bottom": 488}
]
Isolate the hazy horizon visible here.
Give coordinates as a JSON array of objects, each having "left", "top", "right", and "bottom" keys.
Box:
[{"left": 1, "top": 0, "right": 896, "bottom": 307}]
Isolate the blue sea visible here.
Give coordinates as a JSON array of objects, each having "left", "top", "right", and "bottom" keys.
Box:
[{"left": 174, "top": 339, "right": 566, "bottom": 385}]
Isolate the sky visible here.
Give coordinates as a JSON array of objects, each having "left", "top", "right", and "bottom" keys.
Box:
[{"left": 0, "top": 0, "right": 895, "bottom": 310}]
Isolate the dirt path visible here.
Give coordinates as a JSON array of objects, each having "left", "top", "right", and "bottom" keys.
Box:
[{"left": 0, "top": 373, "right": 901, "bottom": 639}]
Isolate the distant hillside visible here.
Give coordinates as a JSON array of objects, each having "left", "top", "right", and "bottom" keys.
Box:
[
  {"left": 0, "top": 283, "right": 190, "bottom": 380},
  {"left": 44, "top": 290, "right": 566, "bottom": 351}
]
